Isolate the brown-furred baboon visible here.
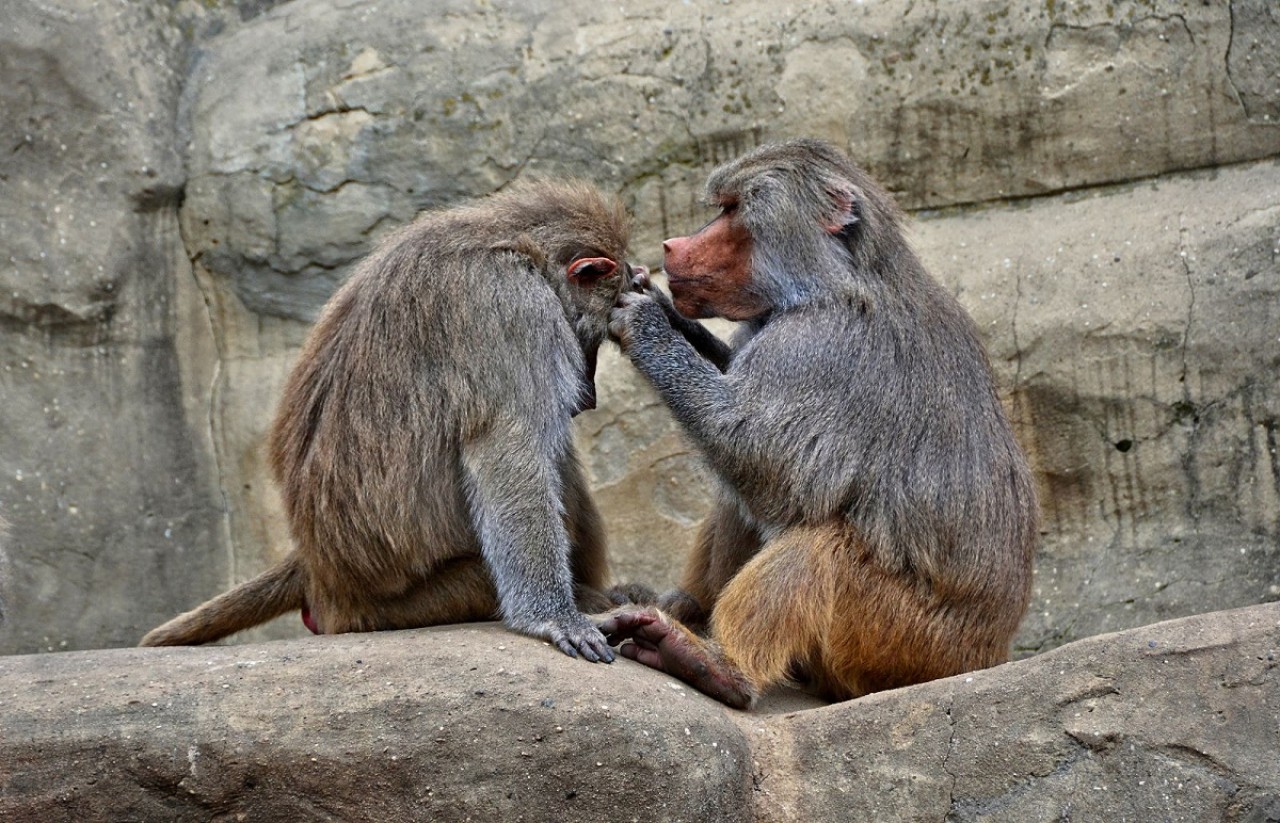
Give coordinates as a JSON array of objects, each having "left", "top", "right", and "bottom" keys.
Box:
[
  {"left": 602, "top": 139, "right": 1038, "bottom": 708},
  {"left": 142, "top": 179, "right": 636, "bottom": 662}
]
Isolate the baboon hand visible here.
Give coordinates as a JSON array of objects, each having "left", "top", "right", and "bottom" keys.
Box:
[
  {"left": 545, "top": 613, "right": 615, "bottom": 663},
  {"left": 599, "top": 607, "right": 754, "bottom": 710},
  {"left": 628, "top": 265, "right": 651, "bottom": 292},
  {"left": 639, "top": 273, "right": 683, "bottom": 319},
  {"left": 608, "top": 290, "right": 668, "bottom": 352},
  {"left": 625, "top": 266, "right": 684, "bottom": 317},
  {"left": 598, "top": 607, "right": 672, "bottom": 670}
]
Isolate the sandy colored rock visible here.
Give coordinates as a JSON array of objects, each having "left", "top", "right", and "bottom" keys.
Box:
[
  {"left": 176, "top": 0, "right": 1280, "bottom": 321},
  {"left": 1, "top": 603, "right": 1274, "bottom": 822},
  {"left": 762, "top": 601, "right": 1280, "bottom": 822},
  {"left": 0, "top": 623, "right": 756, "bottom": 823},
  {"left": 914, "top": 160, "right": 1280, "bottom": 651}
]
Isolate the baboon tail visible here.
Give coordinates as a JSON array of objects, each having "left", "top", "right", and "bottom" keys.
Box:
[{"left": 140, "top": 552, "right": 306, "bottom": 646}]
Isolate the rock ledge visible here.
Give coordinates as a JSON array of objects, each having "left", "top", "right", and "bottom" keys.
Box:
[{"left": 2, "top": 603, "right": 1276, "bottom": 822}]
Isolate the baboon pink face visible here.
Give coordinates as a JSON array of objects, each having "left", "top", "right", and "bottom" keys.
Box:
[{"left": 662, "top": 205, "right": 765, "bottom": 322}]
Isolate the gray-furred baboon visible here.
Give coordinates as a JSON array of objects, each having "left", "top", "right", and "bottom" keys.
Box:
[
  {"left": 602, "top": 139, "right": 1038, "bottom": 708},
  {"left": 142, "top": 179, "right": 636, "bottom": 662}
]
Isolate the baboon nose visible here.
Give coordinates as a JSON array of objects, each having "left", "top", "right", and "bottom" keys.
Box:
[{"left": 662, "top": 237, "right": 689, "bottom": 274}]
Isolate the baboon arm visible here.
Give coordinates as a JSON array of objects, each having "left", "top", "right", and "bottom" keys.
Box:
[
  {"left": 646, "top": 283, "right": 732, "bottom": 371},
  {"left": 671, "top": 314, "right": 732, "bottom": 372},
  {"left": 614, "top": 295, "right": 753, "bottom": 472},
  {"left": 616, "top": 298, "right": 841, "bottom": 501},
  {"left": 461, "top": 425, "right": 614, "bottom": 663},
  {"left": 616, "top": 296, "right": 735, "bottom": 422}
]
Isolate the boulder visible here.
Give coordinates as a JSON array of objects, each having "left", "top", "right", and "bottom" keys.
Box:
[
  {"left": 766, "top": 601, "right": 1280, "bottom": 822},
  {"left": 1, "top": 603, "right": 1275, "bottom": 822}
]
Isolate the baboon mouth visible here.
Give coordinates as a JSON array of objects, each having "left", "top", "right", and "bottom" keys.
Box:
[
  {"left": 664, "top": 275, "right": 709, "bottom": 317},
  {"left": 665, "top": 272, "right": 702, "bottom": 295}
]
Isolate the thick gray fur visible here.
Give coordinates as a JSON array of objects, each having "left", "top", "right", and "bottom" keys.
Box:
[{"left": 612, "top": 138, "right": 1037, "bottom": 596}]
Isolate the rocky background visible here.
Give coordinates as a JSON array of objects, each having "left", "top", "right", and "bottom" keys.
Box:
[
  {"left": 1, "top": 0, "right": 1278, "bottom": 819},
  {"left": 4, "top": 0, "right": 1277, "bottom": 655}
]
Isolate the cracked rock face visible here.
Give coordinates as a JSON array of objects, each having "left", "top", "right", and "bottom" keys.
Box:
[
  {"left": 0, "top": 0, "right": 1278, "bottom": 655},
  {"left": 916, "top": 164, "right": 1280, "bottom": 653}
]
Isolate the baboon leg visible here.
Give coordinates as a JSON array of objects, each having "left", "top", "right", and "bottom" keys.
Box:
[
  {"left": 661, "top": 522, "right": 714, "bottom": 628},
  {"left": 718, "top": 525, "right": 1009, "bottom": 700},
  {"left": 314, "top": 556, "right": 499, "bottom": 634},
  {"left": 813, "top": 561, "right": 1013, "bottom": 698},
  {"left": 666, "top": 502, "right": 761, "bottom": 630},
  {"left": 561, "top": 450, "right": 610, "bottom": 591},
  {"left": 655, "top": 588, "right": 709, "bottom": 630},
  {"left": 702, "top": 503, "right": 762, "bottom": 593},
  {"left": 598, "top": 608, "right": 756, "bottom": 709},
  {"left": 603, "top": 526, "right": 846, "bottom": 709},
  {"left": 703, "top": 526, "right": 843, "bottom": 699},
  {"left": 670, "top": 521, "right": 713, "bottom": 615}
]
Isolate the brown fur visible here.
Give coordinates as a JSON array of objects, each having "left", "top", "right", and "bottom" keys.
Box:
[
  {"left": 143, "top": 179, "right": 632, "bottom": 662},
  {"left": 604, "top": 139, "right": 1038, "bottom": 707}
]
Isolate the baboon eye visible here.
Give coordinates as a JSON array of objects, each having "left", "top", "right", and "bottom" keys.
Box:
[
  {"left": 693, "top": 201, "right": 737, "bottom": 234},
  {"left": 567, "top": 257, "right": 618, "bottom": 285}
]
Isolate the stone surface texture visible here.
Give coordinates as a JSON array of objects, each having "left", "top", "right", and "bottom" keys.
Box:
[
  {"left": 0, "top": 1, "right": 226, "bottom": 651},
  {"left": 0, "top": 603, "right": 1275, "bottom": 822}
]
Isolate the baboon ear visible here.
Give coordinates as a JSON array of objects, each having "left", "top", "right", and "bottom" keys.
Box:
[
  {"left": 567, "top": 256, "right": 618, "bottom": 285},
  {"left": 824, "top": 185, "right": 860, "bottom": 236}
]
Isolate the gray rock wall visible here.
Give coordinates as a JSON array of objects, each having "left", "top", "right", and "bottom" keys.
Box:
[
  {"left": 0, "top": 0, "right": 1277, "bottom": 658},
  {"left": 0, "top": 2, "right": 227, "bottom": 650},
  {"left": 919, "top": 164, "right": 1280, "bottom": 651}
]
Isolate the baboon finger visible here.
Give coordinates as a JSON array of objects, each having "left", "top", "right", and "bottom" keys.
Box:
[
  {"left": 551, "top": 620, "right": 615, "bottom": 663},
  {"left": 597, "top": 607, "right": 664, "bottom": 644},
  {"left": 619, "top": 640, "right": 665, "bottom": 670}
]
